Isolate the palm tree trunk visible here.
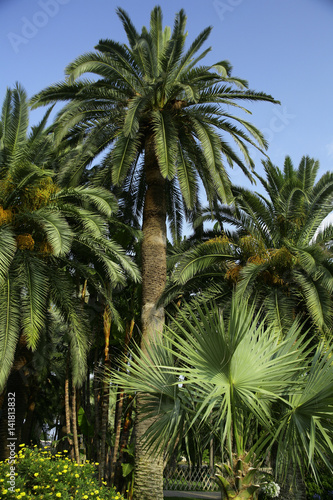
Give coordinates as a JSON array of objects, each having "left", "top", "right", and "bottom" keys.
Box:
[
  {"left": 133, "top": 139, "right": 166, "bottom": 500},
  {"left": 64, "top": 372, "right": 74, "bottom": 460},
  {"left": 100, "top": 303, "right": 112, "bottom": 481},
  {"left": 72, "top": 382, "right": 80, "bottom": 463},
  {"left": 93, "top": 348, "right": 101, "bottom": 464},
  {"left": 111, "top": 318, "right": 135, "bottom": 484}
]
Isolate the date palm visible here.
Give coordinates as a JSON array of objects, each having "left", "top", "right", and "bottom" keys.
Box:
[
  {"left": 31, "top": 6, "right": 277, "bottom": 498},
  {"left": 0, "top": 84, "right": 139, "bottom": 398},
  {"left": 163, "top": 156, "right": 333, "bottom": 335}
]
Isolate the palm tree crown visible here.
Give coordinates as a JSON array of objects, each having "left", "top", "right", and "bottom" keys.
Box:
[
  {"left": 0, "top": 84, "right": 140, "bottom": 391},
  {"left": 31, "top": 6, "right": 278, "bottom": 231},
  {"left": 163, "top": 156, "right": 333, "bottom": 333}
]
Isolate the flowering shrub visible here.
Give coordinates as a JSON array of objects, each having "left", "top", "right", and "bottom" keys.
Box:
[
  {"left": 0, "top": 445, "right": 125, "bottom": 500},
  {"left": 260, "top": 481, "right": 281, "bottom": 498}
]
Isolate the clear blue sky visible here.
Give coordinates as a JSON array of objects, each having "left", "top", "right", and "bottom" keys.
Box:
[{"left": 1, "top": 0, "right": 333, "bottom": 192}]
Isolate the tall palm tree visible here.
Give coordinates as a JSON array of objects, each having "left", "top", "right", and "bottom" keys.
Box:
[
  {"left": 0, "top": 85, "right": 140, "bottom": 459},
  {"left": 163, "top": 156, "right": 333, "bottom": 335},
  {"left": 110, "top": 297, "right": 333, "bottom": 500},
  {"left": 31, "top": 7, "right": 278, "bottom": 498}
]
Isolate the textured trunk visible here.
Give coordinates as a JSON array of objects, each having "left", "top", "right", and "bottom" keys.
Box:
[
  {"left": 64, "top": 374, "right": 74, "bottom": 460},
  {"left": 111, "top": 318, "right": 135, "bottom": 484},
  {"left": 100, "top": 304, "right": 111, "bottom": 481},
  {"left": 133, "top": 138, "right": 166, "bottom": 500},
  {"left": 72, "top": 383, "right": 80, "bottom": 463},
  {"left": 93, "top": 348, "right": 101, "bottom": 464}
]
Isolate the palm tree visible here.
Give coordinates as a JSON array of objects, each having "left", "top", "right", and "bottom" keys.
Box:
[
  {"left": 31, "top": 7, "right": 278, "bottom": 498},
  {"left": 0, "top": 85, "right": 140, "bottom": 459},
  {"left": 110, "top": 297, "right": 333, "bottom": 500},
  {"left": 163, "top": 156, "right": 333, "bottom": 335}
]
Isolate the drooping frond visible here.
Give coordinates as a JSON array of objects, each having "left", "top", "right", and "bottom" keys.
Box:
[{"left": 0, "top": 273, "right": 21, "bottom": 392}]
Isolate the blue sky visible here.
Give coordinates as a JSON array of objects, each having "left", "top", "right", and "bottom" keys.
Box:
[{"left": 1, "top": 0, "right": 333, "bottom": 194}]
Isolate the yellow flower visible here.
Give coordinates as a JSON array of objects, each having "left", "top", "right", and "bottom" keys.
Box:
[
  {"left": 83, "top": 496, "right": 88, "bottom": 499},
  {"left": 19, "top": 443, "right": 25, "bottom": 447},
  {"left": 56, "top": 494, "right": 61, "bottom": 498},
  {"left": 94, "top": 462, "right": 99, "bottom": 465},
  {"left": 75, "top": 474, "right": 79, "bottom": 478},
  {"left": 34, "top": 472, "right": 39, "bottom": 477},
  {"left": 2, "top": 490, "right": 7, "bottom": 495}
]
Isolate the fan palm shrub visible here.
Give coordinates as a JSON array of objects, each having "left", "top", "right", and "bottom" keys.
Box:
[{"left": 109, "top": 296, "right": 333, "bottom": 499}]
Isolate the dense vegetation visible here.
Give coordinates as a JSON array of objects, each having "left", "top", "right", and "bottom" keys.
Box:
[{"left": 1, "top": 6, "right": 333, "bottom": 500}]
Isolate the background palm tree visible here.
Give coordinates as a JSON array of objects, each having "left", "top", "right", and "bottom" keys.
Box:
[
  {"left": 31, "top": 6, "right": 278, "bottom": 498},
  {"left": 163, "top": 156, "right": 333, "bottom": 335},
  {"left": 0, "top": 84, "right": 140, "bottom": 460}
]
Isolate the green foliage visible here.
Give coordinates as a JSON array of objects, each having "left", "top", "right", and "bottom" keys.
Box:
[
  {"left": 215, "top": 457, "right": 261, "bottom": 499},
  {"left": 109, "top": 296, "right": 333, "bottom": 484},
  {"left": 0, "top": 84, "right": 140, "bottom": 391},
  {"left": 0, "top": 445, "right": 125, "bottom": 499},
  {"left": 163, "top": 155, "right": 333, "bottom": 333},
  {"left": 305, "top": 461, "right": 333, "bottom": 499},
  {"left": 31, "top": 6, "right": 278, "bottom": 242}
]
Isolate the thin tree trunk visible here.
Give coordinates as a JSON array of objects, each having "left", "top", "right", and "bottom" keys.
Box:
[
  {"left": 72, "top": 383, "right": 80, "bottom": 463},
  {"left": 133, "top": 138, "right": 166, "bottom": 500},
  {"left": 85, "top": 369, "right": 91, "bottom": 420},
  {"left": 117, "top": 395, "right": 134, "bottom": 495},
  {"left": 111, "top": 318, "right": 135, "bottom": 484},
  {"left": 64, "top": 373, "right": 74, "bottom": 460},
  {"left": 100, "top": 303, "right": 112, "bottom": 481},
  {"left": 93, "top": 348, "right": 100, "bottom": 464}
]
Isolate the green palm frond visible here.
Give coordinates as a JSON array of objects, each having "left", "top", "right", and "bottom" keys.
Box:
[
  {"left": 274, "top": 343, "right": 333, "bottom": 480},
  {"left": 54, "top": 185, "right": 118, "bottom": 217},
  {"left": 0, "top": 226, "right": 16, "bottom": 286},
  {"left": 5, "top": 84, "right": 29, "bottom": 164},
  {"left": 20, "top": 254, "right": 49, "bottom": 350},
  {"left": 111, "top": 131, "right": 142, "bottom": 185},
  {"left": 0, "top": 273, "right": 21, "bottom": 392},
  {"left": 27, "top": 208, "right": 73, "bottom": 256},
  {"left": 152, "top": 109, "right": 178, "bottom": 179}
]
